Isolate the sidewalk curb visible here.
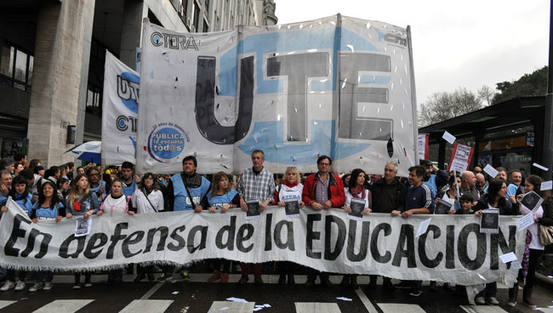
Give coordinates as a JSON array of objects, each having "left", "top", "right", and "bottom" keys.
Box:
[{"left": 536, "top": 272, "right": 553, "bottom": 286}]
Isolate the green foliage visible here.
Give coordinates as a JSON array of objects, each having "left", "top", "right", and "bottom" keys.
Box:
[
  {"left": 492, "top": 66, "right": 547, "bottom": 104},
  {"left": 418, "top": 88, "right": 483, "bottom": 127}
]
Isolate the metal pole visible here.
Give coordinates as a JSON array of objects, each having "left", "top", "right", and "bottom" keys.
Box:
[{"left": 542, "top": 0, "right": 553, "bottom": 180}]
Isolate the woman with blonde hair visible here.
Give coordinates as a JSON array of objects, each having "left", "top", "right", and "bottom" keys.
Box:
[
  {"left": 206, "top": 172, "right": 240, "bottom": 283},
  {"left": 273, "top": 167, "right": 304, "bottom": 285},
  {"left": 65, "top": 174, "right": 99, "bottom": 289}
]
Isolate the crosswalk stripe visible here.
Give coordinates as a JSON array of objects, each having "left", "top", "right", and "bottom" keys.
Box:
[
  {"left": 0, "top": 301, "right": 16, "bottom": 310},
  {"left": 355, "top": 288, "right": 378, "bottom": 313},
  {"left": 459, "top": 305, "right": 509, "bottom": 313},
  {"left": 377, "top": 303, "right": 426, "bottom": 313},
  {"left": 119, "top": 300, "right": 174, "bottom": 313},
  {"left": 295, "top": 302, "right": 341, "bottom": 313},
  {"left": 208, "top": 301, "right": 255, "bottom": 313},
  {"left": 32, "top": 299, "right": 94, "bottom": 313}
]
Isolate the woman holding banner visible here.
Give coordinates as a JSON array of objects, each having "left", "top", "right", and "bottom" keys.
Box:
[
  {"left": 473, "top": 179, "right": 518, "bottom": 305},
  {"left": 507, "top": 175, "right": 544, "bottom": 308},
  {"left": 99, "top": 179, "right": 134, "bottom": 283},
  {"left": 274, "top": 167, "right": 304, "bottom": 285},
  {"left": 341, "top": 168, "right": 372, "bottom": 289},
  {"left": 65, "top": 174, "right": 100, "bottom": 289},
  {"left": 28, "top": 179, "right": 65, "bottom": 292},
  {"left": 132, "top": 173, "right": 164, "bottom": 282},
  {"left": 206, "top": 172, "right": 240, "bottom": 283}
]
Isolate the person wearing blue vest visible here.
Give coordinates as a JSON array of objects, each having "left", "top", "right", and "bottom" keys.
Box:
[
  {"left": 28, "top": 179, "right": 65, "bottom": 292},
  {"left": 206, "top": 172, "right": 240, "bottom": 284},
  {"left": 166, "top": 155, "right": 211, "bottom": 212},
  {"left": 165, "top": 155, "right": 210, "bottom": 280},
  {"left": 420, "top": 160, "right": 437, "bottom": 200},
  {"left": 120, "top": 161, "right": 137, "bottom": 197},
  {"left": 0, "top": 175, "right": 34, "bottom": 292}
]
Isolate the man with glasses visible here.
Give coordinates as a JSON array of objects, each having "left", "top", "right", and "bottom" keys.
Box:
[
  {"left": 237, "top": 150, "right": 275, "bottom": 285},
  {"left": 302, "top": 155, "right": 345, "bottom": 286},
  {"left": 87, "top": 167, "right": 106, "bottom": 205},
  {"left": 368, "top": 161, "right": 406, "bottom": 289}
]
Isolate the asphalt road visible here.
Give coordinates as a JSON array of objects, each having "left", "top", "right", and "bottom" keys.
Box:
[{"left": 0, "top": 274, "right": 551, "bottom": 313}]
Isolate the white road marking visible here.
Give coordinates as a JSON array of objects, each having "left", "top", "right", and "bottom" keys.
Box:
[
  {"left": 377, "top": 303, "right": 426, "bottom": 313},
  {"left": 295, "top": 302, "right": 341, "bottom": 313},
  {"left": 140, "top": 281, "right": 165, "bottom": 299},
  {"left": 208, "top": 301, "right": 255, "bottom": 313},
  {"left": 32, "top": 299, "right": 94, "bottom": 313},
  {"left": 355, "top": 288, "right": 378, "bottom": 313},
  {"left": 119, "top": 300, "right": 173, "bottom": 313},
  {"left": 459, "top": 305, "right": 509, "bottom": 313},
  {"left": 0, "top": 301, "right": 16, "bottom": 310}
]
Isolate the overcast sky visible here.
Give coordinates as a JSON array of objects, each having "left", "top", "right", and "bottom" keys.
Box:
[{"left": 275, "top": 0, "right": 549, "bottom": 106}]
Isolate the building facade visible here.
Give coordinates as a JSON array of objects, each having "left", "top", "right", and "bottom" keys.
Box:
[{"left": 0, "top": 0, "right": 277, "bottom": 166}]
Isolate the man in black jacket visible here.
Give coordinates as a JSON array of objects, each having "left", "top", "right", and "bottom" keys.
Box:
[{"left": 368, "top": 161, "right": 407, "bottom": 289}]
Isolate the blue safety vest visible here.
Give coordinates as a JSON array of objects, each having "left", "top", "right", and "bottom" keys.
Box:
[{"left": 171, "top": 174, "right": 211, "bottom": 211}]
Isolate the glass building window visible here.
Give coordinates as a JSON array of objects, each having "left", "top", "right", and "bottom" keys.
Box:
[
  {"left": 0, "top": 43, "right": 32, "bottom": 91},
  {"left": 0, "top": 45, "right": 14, "bottom": 77}
]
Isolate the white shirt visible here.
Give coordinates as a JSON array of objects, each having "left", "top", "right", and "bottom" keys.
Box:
[
  {"left": 132, "top": 189, "right": 164, "bottom": 214},
  {"left": 345, "top": 188, "right": 371, "bottom": 208},
  {"left": 278, "top": 183, "right": 303, "bottom": 203},
  {"left": 101, "top": 195, "right": 129, "bottom": 217},
  {"left": 520, "top": 204, "right": 544, "bottom": 250}
]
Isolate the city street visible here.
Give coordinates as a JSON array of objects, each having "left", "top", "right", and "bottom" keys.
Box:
[{"left": 0, "top": 274, "right": 550, "bottom": 313}]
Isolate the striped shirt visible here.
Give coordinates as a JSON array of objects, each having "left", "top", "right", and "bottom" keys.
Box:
[
  {"left": 405, "top": 184, "right": 435, "bottom": 213},
  {"left": 237, "top": 167, "right": 275, "bottom": 202}
]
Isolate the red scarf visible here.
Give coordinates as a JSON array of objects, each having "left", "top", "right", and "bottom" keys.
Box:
[
  {"left": 282, "top": 180, "right": 299, "bottom": 188},
  {"left": 350, "top": 186, "right": 365, "bottom": 199}
]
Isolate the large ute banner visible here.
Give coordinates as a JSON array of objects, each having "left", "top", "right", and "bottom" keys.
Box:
[
  {"left": 137, "top": 15, "right": 418, "bottom": 175},
  {"left": 0, "top": 199, "right": 524, "bottom": 286}
]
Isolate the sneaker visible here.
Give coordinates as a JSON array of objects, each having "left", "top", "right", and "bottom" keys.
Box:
[
  {"left": 474, "top": 297, "right": 486, "bottom": 305},
  {"left": 409, "top": 290, "right": 423, "bottom": 297},
  {"left": 180, "top": 271, "right": 190, "bottom": 281},
  {"left": 487, "top": 297, "right": 499, "bottom": 305},
  {"left": 254, "top": 276, "right": 263, "bottom": 285},
  {"left": 507, "top": 301, "right": 517, "bottom": 307},
  {"left": 84, "top": 283, "right": 92, "bottom": 288},
  {"left": 238, "top": 276, "right": 248, "bottom": 285},
  {"left": 29, "top": 283, "right": 43, "bottom": 292},
  {"left": 208, "top": 270, "right": 221, "bottom": 282},
  {"left": 220, "top": 273, "right": 229, "bottom": 284},
  {"left": 0, "top": 281, "right": 14, "bottom": 291},
  {"left": 14, "top": 281, "right": 25, "bottom": 291},
  {"left": 523, "top": 299, "right": 536, "bottom": 309},
  {"left": 43, "top": 282, "right": 53, "bottom": 291},
  {"left": 72, "top": 284, "right": 81, "bottom": 290}
]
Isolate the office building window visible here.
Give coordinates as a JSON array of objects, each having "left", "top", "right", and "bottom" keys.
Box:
[{"left": 0, "top": 42, "right": 33, "bottom": 91}]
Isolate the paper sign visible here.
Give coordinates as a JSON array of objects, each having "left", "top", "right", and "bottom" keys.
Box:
[
  {"left": 349, "top": 198, "right": 366, "bottom": 219},
  {"left": 435, "top": 198, "right": 453, "bottom": 214},
  {"left": 483, "top": 164, "right": 498, "bottom": 178},
  {"left": 75, "top": 217, "right": 92, "bottom": 237},
  {"left": 532, "top": 162, "right": 549, "bottom": 171},
  {"left": 541, "top": 181, "right": 553, "bottom": 191},
  {"left": 499, "top": 252, "right": 518, "bottom": 264},
  {"left": 284, "top": 200, "right": 300, "bottom": 216},
  {"left": 418, "top": 134, "right": 429, "bottom": 161},
  {"left": 448, "top": 143, "right": 474, "bottom": 173},
  {"left": 511, "top": 260, "right": 522, "bottom": 270},
  {"left": 480, "top": 208, "right": 499, "bottom": 234},
  {"left": 246, "top": 201, "right": 260, "bottom": 219},
  {"left": 336, "top": 297, "right": 353, "bottom": 301},
  {"left": 517, "top": 213, "right": 535, "bottom": 231},
  {"left": 416, "top": 218, "right": 432, "bottom": 238},
  {"left": 442, "top": 131, "right": 456, "bottom": 144},
  {"left": 520, "top": 191, "right": 543, "bottom": 213}
]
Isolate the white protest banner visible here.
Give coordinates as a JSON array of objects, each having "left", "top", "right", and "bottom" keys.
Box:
[
  {"left": 101, "top": 51, "right": 139, "bottom": 165},
  {"left": 137, "top": 15, "right": 417, "bottom": 175},
  {"left": 0, "top": 198, "right": 524, "bottom": 286},
  {"left": 417, "top": 133, "right": 429, "bottom": 161},
  {"left": 448, "top": 143, "right": 474, "bottom": 173}
]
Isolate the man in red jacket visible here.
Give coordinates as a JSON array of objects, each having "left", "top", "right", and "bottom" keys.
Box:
[{"left": 302, "top": 155, "right": 345, "bottom": 286}]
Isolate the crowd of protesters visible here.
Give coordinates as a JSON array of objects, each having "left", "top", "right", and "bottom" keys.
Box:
[{"left": 0, "top": 152, "right": 552, "bottom": 309}]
